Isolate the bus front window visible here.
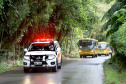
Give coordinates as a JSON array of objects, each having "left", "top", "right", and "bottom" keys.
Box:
[
  {"left": 99, "top": 43, "right": 107, "bottom": 50},
  {"left": 79, "top": 40, "right": 93, "bottom": 49}
]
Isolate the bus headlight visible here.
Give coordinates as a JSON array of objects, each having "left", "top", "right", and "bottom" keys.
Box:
[
  {"left": 48, "top": 55, "right": 56, "bottom": 60},
  {"left": 79, "top": 50, "right": 82, "bottom": 52},
  {"left": 91, "top": 50, "right": 94, "bottom": 52},
  {"left": 24, "top": 55, "right": 30, "bottom": 61}
]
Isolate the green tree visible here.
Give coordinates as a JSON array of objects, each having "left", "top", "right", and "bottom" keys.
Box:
[{"left": 102, "top": 0, "right": 126, "bottom": 36}]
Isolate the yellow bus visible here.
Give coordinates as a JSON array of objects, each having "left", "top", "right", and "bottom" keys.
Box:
[
  {"left": 94, "top": 39, "right": 98, "bottom": 55},
  {"left": 78, "top": 38, "right": 98, "bottom": 58},
  {"left": 98, "top": 42, "right": 110, "bottom": 56}
]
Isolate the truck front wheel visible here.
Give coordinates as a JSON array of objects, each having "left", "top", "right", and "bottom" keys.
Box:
[
  {"left": 52, "top": 62, "right": 58, "bottom": 72},
  {"left": 24, "top": 68, "right": 29, "bottom": 73},
  {"left": 58, "top": 59, "right": 62, "bottom": 69}
]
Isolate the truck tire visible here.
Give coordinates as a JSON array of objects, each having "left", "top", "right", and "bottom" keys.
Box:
[
  {"left": 24, "top": 68, "right": 29, "bottom": 73},
  {"left": 58, "top": 59, "right": 62, "bottom": 69},
  {"left": 58, "top": 64, "right": 61, "bottom": 69},
  {"left": 52, "top": 62, "right": 58, "bottom": 72}
]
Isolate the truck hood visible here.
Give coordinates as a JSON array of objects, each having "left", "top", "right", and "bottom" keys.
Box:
[{"left": 25, "top": 51, "right": 56, "bottom": 55}]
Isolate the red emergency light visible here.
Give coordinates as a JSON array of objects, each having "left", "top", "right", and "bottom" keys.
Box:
[{"left": 33, "top": 39, "right": 54, "bottom": 43}]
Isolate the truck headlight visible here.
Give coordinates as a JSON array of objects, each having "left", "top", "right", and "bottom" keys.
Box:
[
  {"left": 24, "top": 55, "right": 30, "bottom": 61},
  {"left": 48, "top": 55, "right": 56, "bottom": 60}
]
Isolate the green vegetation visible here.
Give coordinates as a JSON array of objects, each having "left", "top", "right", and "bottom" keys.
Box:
[
  {"left": 1, "top": 0, "right": 126, "bottom": 83},
  {"left": 0, "top": 0, "right": 122, "bottom": 74},
  {"left": 0, "top": 60, "right": 22, "bottom": 72},
  {"left": 104, "top": 59, "right": 126, "bottom": 84},
  {"left": 110, "top": 23, "right": 126, "bottom": 66},
  {"left": 0, "top": 0, "right": 101, "bottom": 61},
  {"left": 102, "top": 0, "right": 126, "bottom": 70},
  {"left": 103, "top": 0, "right": 126, "bottom": 82}
]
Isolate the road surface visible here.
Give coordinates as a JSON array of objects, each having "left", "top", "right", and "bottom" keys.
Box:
[{"left": 0, "top": 55, "right": 110, "bottom": 84}]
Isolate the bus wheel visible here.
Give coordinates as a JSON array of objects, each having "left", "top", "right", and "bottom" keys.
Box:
[
  {"left": 95, "top": 54, "right": 97, "bottom": 57},
  {"left": 92, "top": 55, "right": 95, "bottom": 58},
  {"left": 80, "top": 55, "right": 82, "bottom": 58},
  {"left": 98, "top": 54, "right": 101, "bottom": 56},
  {"left": 83, "top": 56, "right": 86, "bottom": 58}
]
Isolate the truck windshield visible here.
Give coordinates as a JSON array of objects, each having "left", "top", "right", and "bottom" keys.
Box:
[
  {"left": 28, "top": 43, "right": 55, "bottom": 51},
  {"left": 79, "top": 40, "right": 93, "bottom": 49},
  {"left": 99, "top": 43, "right": 107, "bottom": 50}
]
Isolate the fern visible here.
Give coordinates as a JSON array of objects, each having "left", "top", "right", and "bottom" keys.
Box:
[
  {"left": 102, "top": 1, "right": 126, "bottom": 37},
  {"left": 102, "top": 2, "right": 124, "bottom": 21},
  {"left": 106, "top": 21, "right": 122, "bottom": 37}
]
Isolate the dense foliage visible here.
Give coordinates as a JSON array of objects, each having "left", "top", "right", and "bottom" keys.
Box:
[
  {"left": 102, "top": 0, "right": 126, "bottom": 36},
  {"left": 0, "top": 0, "right": 99, "bottom": 62},
  {"left": 102, "top": 0, "right": 126, "bottom": 68},
  {"left": 110, "top": 22, "right": 126, "bottom": 65}
]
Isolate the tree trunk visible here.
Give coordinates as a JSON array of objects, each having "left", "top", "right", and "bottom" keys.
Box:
[
  {"left": 19, "top": 44, "right": 21, "bottom": 59},
  {"left": 69, "top": 31, "right": 73, "bottom": 54},
  {"left": 6, "top": 51, "right": 9, "bottom": 62},
  {"left": 0, "top": 43, "right": 1, "bottom": 49},
  {"left": 89, "top": 30, "right": 93, "bottom": 38},
  {"left": 22, "top": 44, "right": 25, "bottom": 58},
  {"left": 66, "top": 37, "right": 69, "bottom": 54},
  {"left": 13, "top": 45, "right": 16, "bottom": 63},
  {"left": 0, "top": 28, "right": 5, "bottom": 49}
]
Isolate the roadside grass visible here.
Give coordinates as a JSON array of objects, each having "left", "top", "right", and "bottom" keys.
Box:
[
  {"left": 104, "top": 59, "right": 126, "bottom": 84},
  {"left": 0, "top": 60, "right": 23, "bottom": 72}
]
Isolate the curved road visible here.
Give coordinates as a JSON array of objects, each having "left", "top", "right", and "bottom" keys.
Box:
[{"left": 0, "top": 56, "right": 110, "bottom": 84}]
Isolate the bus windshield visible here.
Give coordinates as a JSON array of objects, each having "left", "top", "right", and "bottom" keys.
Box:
[
  {"left": 99, "top": 43, "right": 107, "bottom": 50},
  {"left": 79, "top": 40, "right": 93, "bottom": 49}
]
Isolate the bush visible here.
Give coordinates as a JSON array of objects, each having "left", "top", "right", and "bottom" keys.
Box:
[{"left": 110, "top": 22, "right": 126, "bottom": 66}]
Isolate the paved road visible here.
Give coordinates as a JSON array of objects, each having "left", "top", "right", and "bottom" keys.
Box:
[{"left": 0, "top": 55, "right": 110, "bottom": 84}]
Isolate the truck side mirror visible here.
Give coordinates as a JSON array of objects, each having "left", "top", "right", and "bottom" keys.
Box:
[
  {"left": 56, "top": 48, "right": 60, "bottom": 52},
  {"left": 24, "top": 48, "right": 28, "bottom": 52}
]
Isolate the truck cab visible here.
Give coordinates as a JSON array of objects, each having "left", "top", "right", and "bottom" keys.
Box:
[{"left": 23, "top": 39, "right": 62, "bottom": 72}]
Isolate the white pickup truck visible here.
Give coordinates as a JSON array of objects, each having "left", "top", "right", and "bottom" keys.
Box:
[{"left": 23, "top": 39, "right": 62, "bottom": 72}]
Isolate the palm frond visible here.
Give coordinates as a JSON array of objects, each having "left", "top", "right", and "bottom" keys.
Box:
[
  {"left": 101, "top": 16, "right": 118, "bottom": 31},
  {"left": 102, "top": 2, "right": 124, "bottom": 21},
  {"left": 106, "top": 21, "right": 123, "bottom": 37}
]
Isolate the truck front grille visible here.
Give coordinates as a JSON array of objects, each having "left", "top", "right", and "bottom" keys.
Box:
[{"left": 30, "top": 55, "right": 48, "bottom": 65}]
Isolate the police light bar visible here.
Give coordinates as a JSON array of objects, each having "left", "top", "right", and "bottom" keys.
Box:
[{"left": 34, "top": 39, "right": 54, "bottom": 42}]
